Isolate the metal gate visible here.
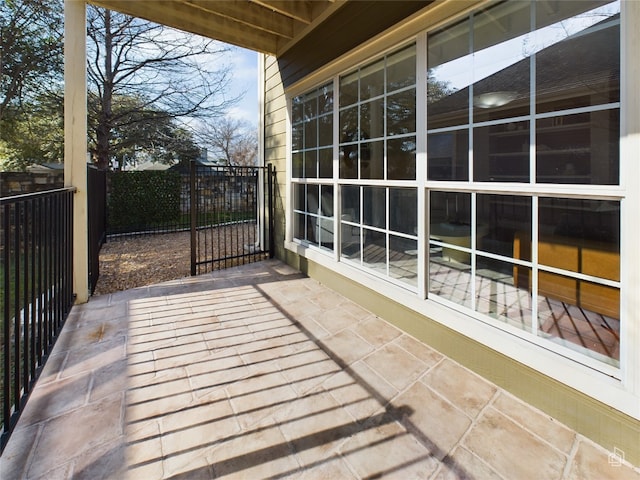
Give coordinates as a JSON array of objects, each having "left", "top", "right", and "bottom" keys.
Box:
[{"left": 190, "top": 163, "right": 274, "bottom": 275}]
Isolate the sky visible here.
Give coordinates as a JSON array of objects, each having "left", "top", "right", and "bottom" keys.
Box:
[{"left": 222, "top": 47, "right": 259, "bottom": 127}]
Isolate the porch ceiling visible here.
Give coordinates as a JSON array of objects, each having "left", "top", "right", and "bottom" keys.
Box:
[{"left": 87, "top": 0, "right": 344, "bottom": 55}]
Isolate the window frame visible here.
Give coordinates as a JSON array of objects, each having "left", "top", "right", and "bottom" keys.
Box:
[{"left": 283, "top": 0, "right": 640, "bottom": 416}]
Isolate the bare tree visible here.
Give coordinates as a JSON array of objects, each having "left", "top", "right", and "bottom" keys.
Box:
[
  {"left": 199, "top": 117, "right": 258, "bottom": 167},
  {"left": 87, "top": 6, "right": 241, "bottom": 169}
]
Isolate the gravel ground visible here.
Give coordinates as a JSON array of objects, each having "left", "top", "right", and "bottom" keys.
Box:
[{"left": 93, "top": 224, "right": 261, "bottom": 296}]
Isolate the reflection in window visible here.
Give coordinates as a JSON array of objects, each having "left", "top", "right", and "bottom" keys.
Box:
[
  {"left": 474, "top": 122, "right": 530, "bottom": 183},
  {"left": 427, "top": 130, "right": 468, "bottom": 181},
  {"left": 536, "top": 110, "right": 620, "bottom": 185},
  {"left": 340, "top": 44, "right": 416, "bottom": 181},
  {"left": 342, "top": 186, "right": 418, "bottom": 288},
  {"left": 290, "top": 1, "right": 622, "bottom": 368},
  {"left": 477, "top": 194, "right": 531, "bottom": 259},
  {"left": 425, "top": 1, "right": 620, "bottom": 366},
  {"left": 291, "top": 82, "right": 334, "bottom": 252},
  {"left": 476, "top": 257, "right": 532, "bottom": 330},
  {"left": 427, "top": 0, "right": 620, "bottom": 186}
]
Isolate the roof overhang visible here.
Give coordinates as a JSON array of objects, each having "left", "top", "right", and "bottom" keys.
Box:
[{"left": 87, "top": 0, "right": 345, "bottom": 55}]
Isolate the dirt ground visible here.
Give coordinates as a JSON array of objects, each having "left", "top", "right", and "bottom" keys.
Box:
[
  {"left": 93, "top": 224, "right": 261, "bottom": 295},
  {"left": 93, "top": 231, "right": 191, "bottom": 296}
]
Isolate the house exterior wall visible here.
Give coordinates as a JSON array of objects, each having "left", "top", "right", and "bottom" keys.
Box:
[{"left": 261, "top": 0, "right": 640, "bottom": 464}]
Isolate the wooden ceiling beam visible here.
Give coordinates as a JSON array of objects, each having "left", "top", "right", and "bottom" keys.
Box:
[
  {"left": 88, "top": 0, "right": 280, "bottom": 54},
  {"left": 250, "top": 1, "right": 313, "bottom": 24},
  {"left": 184, "top": 0, "right": 296, "bottom": 39}
]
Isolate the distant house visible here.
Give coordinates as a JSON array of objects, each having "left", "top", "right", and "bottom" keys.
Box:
[
  {"left": 167, "top": 158, "right": 226, "bottom": 175},
  {"left": 26, "top": 163, "right": 65, "bottom": 173},
  {"left": 67, "top": 0, "right": 640, "bottom": 464},
  {"left": 126, "top": 160, "right": 173, "bottom": 172}
]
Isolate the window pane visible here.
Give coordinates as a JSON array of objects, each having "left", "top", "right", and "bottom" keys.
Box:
[
  {"left": 387, "top": 44, "right": 416, "bottom": 92},
  {"left": 389, "top": 188, "right": 417, "bottom": 235},
  {"left": 363, "top": 229, "right": 386, "bottom": 276},
  {"left": 292, "top": 152, "right": 303, "bottom": 178},
  {"left": 538, "top": 273, "right": 620, "bottom": 365},
  {"left": 304, "top": 95, "right": 317, "bottom": 120},
  {"left": 318, "top": 148, "right": 333, "bottom": 178},
  {"left": 341, "top": 185, "right": 360, "bottom": 223},
  {"left": 294, "top": 212, "right": 306, "bottom": 240},
  {"left": 315, "top": 185, "right": 335, "bottom": 249},
  {"left": 536, "top": 2, "right": 620, "bottom": 114},
  {"left": 292, "top": 125, "right": 303, "bottom": 151},
  {"left": 427, "top": 130, "right": 469, "bottom": 181},
  {"left": 536, "top": 110, "right": 619, "bottom": 185},
  {"left": 427, "top": 18, "right": 471, "bottom": 129},
  {"left": 361, "top": 98, "right": 384, "bottom": 140},
  {"left": 360, "top": 59, "right": 385, "bottom": 101},
  {"left": 306, "top": 184, "right": 319, "bottom": 214},
  {"left": 304, "top": 118, "right": 317, "bottom": 149},
  {"left": 472, "top": 1, "right": 531, "bottom": 123},
  {"left": 476, "top": 256, "right": 532, "bottom": 330},
  {"left": 387, "top": 89, "right": 416, "bottom": 136},
  {"left": 361, "top": 140, "right": 384, "bottom": 180},
  {"left": 363, "top": 186, "right": 386, "bottom": 229},
  {"left": 387, "top": 137, "right": 416, "bottom": 180},
  {"left": 341, "top": 223, "right": 361, "bottom": 260},
  {"left": 339, "top": 144, "right": 358, "bottom": 179},
  {"left": 390, "top": 236, "right": 418, "bottom": 287},
  {"left": 474, "top": 121, "right": 530, "bottom": 182},
  {"left": 430, "top": 191, "right": 472, "bottom": 264},
  {"left": 304, "top": 150, "right": 317, "bottom": 178},
  {"left": 294, "top": 183, "right": 305, "bottom": 211},
  {"left": 318, "top": 114, "right": 333, "bottom": 147},
  {"left": 430, "top": 191, "right": 471, "bottom": 226},
  {"left": 340, "top": 106, "right": 358, "bottom": 143},
  {"left": 477, "top": 194, "right": 531, "bottom": 259},
  {"left": 318, "top": 83, "right": 334, "bottom": 115},
  {"left": 538, "top": 198, "right": 619, "bottom": 281},
  {"left": 340, "top": 71, "right": 359, "bottom": 107},
  {"left": 292, "top": 96, "right": 304, "bottom": 124},
  {"left": 429, "top": 243, "right": 472, "bottom": 308},
  {"left": 320, "top": 185, "right": 334, "bottom": 217}
]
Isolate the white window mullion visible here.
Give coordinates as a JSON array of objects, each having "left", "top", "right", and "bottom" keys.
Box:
[
  {"left": 333, "top": 77, "right": 341, "bottom": 262},
  {"left": 471, "top": 192, "right": 477, "bottom": 309},
  {"left": 531, "top": 195, "right": 538, "bottom": 336},
  {"left": 417, "top": 32, "right": 428, "bottom": 299}
]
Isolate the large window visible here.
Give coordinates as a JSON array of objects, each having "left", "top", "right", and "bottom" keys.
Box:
[
  {"left": 427, "top": 0, "right": 621, "bottom": 366},
  {"left": 290, "top": 0, "right": 622, "bottom": 368}
]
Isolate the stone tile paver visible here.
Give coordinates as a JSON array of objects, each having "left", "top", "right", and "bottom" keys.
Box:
[
  {"left": 1, "top": 259, "right": 638, "bottom": 480},
  {"left": 463, "top": 407, "right": 567, "bottom": 480},
  {"left": 364, "top": 343, "right": 428, "bottom": 391},
  {"left": 421, "top": 359, "right": 497, "bottom": 419},
  {"left": 392, "top": 382, "right": 472, "bottom": 461},
  {"left": 567, "top": 440, "right": 640, "bottom": 480},
  {"left": 492, "top": 391, "right": 576, "bottom": 454}
]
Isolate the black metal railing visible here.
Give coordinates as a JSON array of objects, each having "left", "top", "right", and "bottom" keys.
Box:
[
  {"left": 0, "top": 188, "right": 75, "bottom": 453},
  {"left": 88, "top": 167, "right": 107, "bottom": 294},
  {"left": 190, "top": 163, "right": 275, "bottom": 275}
]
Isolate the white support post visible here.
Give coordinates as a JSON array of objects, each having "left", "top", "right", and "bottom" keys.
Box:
[{"left": 64, "top": 0, "right": 89, "bottom": 303}]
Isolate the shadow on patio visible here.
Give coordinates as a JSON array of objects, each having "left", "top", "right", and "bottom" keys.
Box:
[{"left": 1, "top": 260, "right": 636, "bottom": 479}]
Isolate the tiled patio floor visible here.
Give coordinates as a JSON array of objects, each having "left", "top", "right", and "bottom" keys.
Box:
[{"left": 1, "top": 259, "right": 638, "bottom": 479}]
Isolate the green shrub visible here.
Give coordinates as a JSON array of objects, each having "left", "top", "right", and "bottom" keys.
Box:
[{"left": 107, "top": 171, "right": 181, "bottom": 232}]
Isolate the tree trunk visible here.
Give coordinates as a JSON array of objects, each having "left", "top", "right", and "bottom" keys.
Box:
[{"left": 95, "top": 10, "right": 114, "bottom": 170}]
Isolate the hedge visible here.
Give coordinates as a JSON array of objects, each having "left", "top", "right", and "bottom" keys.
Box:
[{"left": 107, "top": 170, "right": 182, "bottom": 234}]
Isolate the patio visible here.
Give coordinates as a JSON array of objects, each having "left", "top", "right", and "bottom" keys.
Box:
[{"left": 0, "top": 259, "right": 636, "bottom": 479}]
